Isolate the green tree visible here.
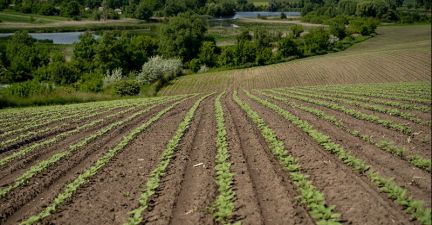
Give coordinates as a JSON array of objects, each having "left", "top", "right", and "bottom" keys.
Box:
[
  {"left": 134, "top": 2, "right": 153, "bottom": 20},
  {"left": 158, "top": 12, "right": 207, "bottom": 62},
  {"left": 5, "top": 32, "right": 49, "bottom": 82},
  {"left": 62, "top": 1, "right": 81, "bottom": 17},
  {"left": 290, "top": 25, "right": 304, "bottom": 38},
  {"left": 73, "top": 32, "right": 98, "bottom": 71},
  {"left": 198, "top": 41, "right": 219, "bottom": 67},
  {"left": 278, "top": 36, "right": 301, "bottom": 57},
  {"left": 302, "top": 28, "right": 330, "bottom": 55}
]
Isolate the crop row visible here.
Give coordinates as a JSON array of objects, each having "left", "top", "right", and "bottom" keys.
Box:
[
  {"left": 245, "top": 90, "right": 431, "bottom": 225},
  {"left": 311, "top": 82, "right": 431, "bottom": 96},
  {"left": 286, "top": 88, "right": 425, "bottom": 124},
  {"left": 0, "top": 96, "right": 184, "bottom": 200},
  {"left": 0, "top": 96, "right": 180, "bottom": 168},
  {"left": 211, "top": 92, "right": 237, "bottom": 224},
  {"left": 308, "top": 86, "right": 431, "bottom": 105},
  {"left": 234, "top": 91, "right": 342, "bottom": 225},
  {"left": 266, "top": 89, "right": 412, "bottom": 135},
  {"left": 125, "top": 95, "right": 209, "bottom": 225},
  {"left": 297, "top": 87, "right": 430, "bottom": 112},
  {"left": 258, "top": 91, "right": 431, "bottom": 171},
  {"left": 0, "top": 104, "right": 114, "bottom": 139},
  {"left": 0, "top": 97, "right": 171, "bottom": 151},
  {"left": 2, "top": 101, "right": 117, "bottom": 132},
  {"left": 19, "top": 95, "right": 195, "bottom": 225}
]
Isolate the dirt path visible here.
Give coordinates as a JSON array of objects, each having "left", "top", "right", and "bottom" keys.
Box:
[
  {"left": 240, "top": 90, "right": 416, "bottom": 224},
  {"left": 0, "top": 98, "right": 196, "bottom": 225}
]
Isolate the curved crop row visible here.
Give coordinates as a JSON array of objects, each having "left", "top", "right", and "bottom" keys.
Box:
[
  {"left": 125, "top": 94, "right": 210, "bottom": 225},
  {"left": 234, "top": 91, "right": 342, "bottom": 225},
  {"left": 0, "top": 96, "right": 180, "bottom": 168},
  {"left": 0, "top": 96, "right": 185, "bottom": 199},
  {"left": 246, "top": 90, "right": 431, "bottom": 225},
  {"left": 267, "top": 89, "right": 412, "bottom": 135},
  {"left": 298, "top": 87, "right": 430, "bottom": 112},
  {"left": 285, "top": 89, "right": 424, "bottom": 124},
  {"left": 19, "top": 96, "right": 193, "bottom": 225},
  {"left": 0, "top": 104, "right": 111, "bottom": 139},
  {"left": 301, "top": 85, "right": 431, "bottom": 112},
  {"left": 0, "top": 101, "right": 118, "bottom": 133},
  {"left": 312, "top": 86, "right": 431, "bottom": 105},
  {"left": 258, "top": 91, "right": 431, "bottom": 171},
  {"left": 211, "top": 92, "right": 237, "bottom": 224},
  {"left": 0, "top": 97, "right": 172, "bottom": 151}
]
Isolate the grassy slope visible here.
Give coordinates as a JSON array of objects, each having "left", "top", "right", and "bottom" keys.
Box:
[{"left": 159, "top": 25, "right": 431, "bottom": 95}]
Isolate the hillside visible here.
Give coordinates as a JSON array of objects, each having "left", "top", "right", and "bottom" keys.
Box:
[{"left": 159, "top": 25, "right": 431, "bottom": 95}]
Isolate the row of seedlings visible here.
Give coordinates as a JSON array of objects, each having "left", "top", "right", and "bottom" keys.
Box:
[
  {"left": 124, "top": 94, "right": 210, "bottom": 225},
  {"left": 245, "top": 90, "right": 431, "bottom": 225},
  {"left": 266, "top": 89, "right": 412, "bottom": 135},
  {"left": 258, "top": 91, "right": 431, "bottom": 171},
  {"left": 283, "top": 88, "right": 425, "bottom": 124},
  {"left": 0, "top": 96, "right": 182, "bottom": 167},
  {"left": 19, "top": 95, "right": 198, "bottom": 225},
  {"left": 0, "top": 96, "right": 187, "bottom": 199},
  {"left": 233, "top": 91, "right": 342, "bottom": 225}
]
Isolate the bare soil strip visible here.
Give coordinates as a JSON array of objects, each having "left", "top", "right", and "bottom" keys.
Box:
[
  {"left": 142, "top": 97, "right": 217, "bottom": 225},
  {"left": 224, "top": 91, "right": 314, "bottom": 225},
  {"left": 0, "top": 98, "right": 195, "bottom": 225},
  {"left": 220, "top": 93, "right": 263, "bottom": 224},
  {"left": 240, "top": 90, "right": 417, "bottom": 224}
]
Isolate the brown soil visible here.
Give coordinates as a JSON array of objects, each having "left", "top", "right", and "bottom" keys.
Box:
[{"left": 0, "top": 85, "right": 430, "bottom": 225}]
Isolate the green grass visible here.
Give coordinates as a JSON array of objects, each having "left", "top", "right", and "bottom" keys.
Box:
[{"left": 0, "top": 11, "right": 68, "bottom": 24}]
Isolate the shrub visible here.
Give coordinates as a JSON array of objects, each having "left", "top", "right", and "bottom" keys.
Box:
[
  {"left": 137, "top": 56, "right": 182, "bottom": 84},
  {"left": 278, "top": 36, "right": 301, "bottom": 57},
  {"left": 103, "top": 68, "right": 123, "bottom": 87},
  {"left": 7, "top": 80, "right": 53, "bottom": 97},
  {"left": 198, "top": 65, "right": 209, "bottom": 73},
  {"left": 113, "top": 80, "right": 141, "bottom": 96},
  {"left": 188, "top": 58, "right": 201, "bottom": 73},
  {"left": 79, "top": 72, "right": 103, "bottom": 93},
  {"left": 302, "top": 28, "right": 331, "bottom": 55}
]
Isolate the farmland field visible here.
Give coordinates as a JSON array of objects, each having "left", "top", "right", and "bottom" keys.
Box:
[
  {"left": 0, "top": 81, "right": 431, "bottom": 225},
  {"left": 159, "top": 25, "right": 431, "bottom": 95}
]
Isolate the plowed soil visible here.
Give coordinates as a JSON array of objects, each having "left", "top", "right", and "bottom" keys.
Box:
[{"left": 1, "top": 82, "right": 430, "bottom": 225}]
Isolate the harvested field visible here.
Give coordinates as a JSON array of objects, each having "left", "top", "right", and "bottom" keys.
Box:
[{"left": 0, "top": 81, "right": 431, "bottom": 225}]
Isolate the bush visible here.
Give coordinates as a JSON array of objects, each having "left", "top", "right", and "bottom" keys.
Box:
[
  {"left": 113, "top": 80, "right": 141, "bottom": 96},
  {"left": 79, "top": 72, "right": 103, "bottom": 93},
  {"left": 137, "top": 56, "right": 182, "bottom": 84},
  {"left": 188, "top": 58, "right": 201, "bottom": 73},
  {"left": 348, "top": 18, "right": 378, "bottom": 35},
  {"left": 302, "top": 28, "right": 331, "bottom": 55},
  {"left": 7, "top": 80, "right": 53, "bottom": 97},
  {"left": 278, "top": 36, "right": 301, "bottom": 57},
  {"left": 103, "top": 68, "right": 123, "bottom": 87}
]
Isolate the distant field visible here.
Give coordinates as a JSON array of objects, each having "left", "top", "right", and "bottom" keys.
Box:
[
  {"left": 0, "top": 11, "right": 68, "bottom": 24},
  {"left": 160, "top": 25, "right": 431, "bottom": 95}
]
